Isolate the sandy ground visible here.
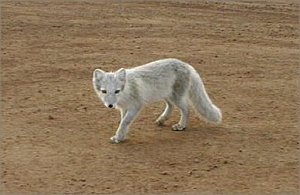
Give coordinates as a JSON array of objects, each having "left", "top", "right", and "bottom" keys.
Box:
[{"left": 1, "top": 0, "right": 299, "bottom": 194}]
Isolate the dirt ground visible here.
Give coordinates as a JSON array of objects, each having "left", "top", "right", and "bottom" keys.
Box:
[{"left": 1, "top": 0, "right": 299, "bottom": 194}]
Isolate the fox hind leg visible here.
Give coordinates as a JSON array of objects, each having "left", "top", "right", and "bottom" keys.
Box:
[
  {"left": 155, "top": 99, "right": 173, "bottom": 126},
  {"left": 169, "top": 73, "right": 190, "bottom": 131},
  {"left": 171, "top": 98, "right": 189, "bottom": 131}
]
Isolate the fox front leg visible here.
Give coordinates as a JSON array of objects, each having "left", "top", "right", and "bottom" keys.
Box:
[{"left": 110, "top": 106, "right": 141, "bottom": 143}]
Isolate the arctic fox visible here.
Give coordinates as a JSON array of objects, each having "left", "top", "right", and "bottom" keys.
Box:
[{"left": 93, "top": 58, "right": 222, "bottom": 143}]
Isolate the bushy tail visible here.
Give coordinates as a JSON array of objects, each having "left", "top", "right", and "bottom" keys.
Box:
[{"left": 189, "top": 69, "right": 222, "bottom": 124}]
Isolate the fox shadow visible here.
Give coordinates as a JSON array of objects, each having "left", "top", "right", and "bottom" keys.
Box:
[{"left": 110, "top": 123, "right": 229, "bottom": 163}]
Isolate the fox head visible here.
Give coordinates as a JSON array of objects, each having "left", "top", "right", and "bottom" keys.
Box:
[{"left": 93, "top": 68, "right": 126, "bottom": 109}]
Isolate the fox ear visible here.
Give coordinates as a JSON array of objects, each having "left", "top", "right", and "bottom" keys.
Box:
[
  {"left": 93, "top": 69, "right": 105, "bottom": 80},
  {"left": 115, "top": 68, "right": 126, "bottom": 82}
]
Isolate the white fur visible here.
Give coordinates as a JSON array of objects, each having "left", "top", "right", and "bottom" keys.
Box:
[{"left": 93, "top": 58, "right": 222, "bottom": 143}]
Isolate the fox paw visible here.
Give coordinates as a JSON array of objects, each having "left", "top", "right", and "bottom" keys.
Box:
[
  {"left": 155, "top": 119, "right": 165, "bottom": 126},
  {"left": 110, "top": 135, "right": 125, "bottom": 144},
  {"left": 172, "top": 124, "right": 186, "bottom": 131}
]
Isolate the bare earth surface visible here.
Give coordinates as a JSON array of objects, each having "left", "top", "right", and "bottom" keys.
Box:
[{"left": 1, "top": 0, "right": 299, "bottom": 194}]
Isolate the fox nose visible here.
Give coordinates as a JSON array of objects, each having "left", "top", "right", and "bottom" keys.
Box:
[{"left": 108, "top": 104, "right": 113, "bottom": 108}]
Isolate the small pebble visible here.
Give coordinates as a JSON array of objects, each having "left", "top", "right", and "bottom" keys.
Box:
[
  {"left": 48, "top": 115, "right": 54, "bottom": 120},
  {"left": 161, "top": 171, "right": 169, "bottom": 175}
]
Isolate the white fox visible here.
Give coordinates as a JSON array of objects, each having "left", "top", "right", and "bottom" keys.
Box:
[{"left": 93, "top": 58, "right": 222, "bottom": 143}]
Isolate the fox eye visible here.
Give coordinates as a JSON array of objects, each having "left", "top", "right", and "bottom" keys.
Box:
[
  {"left": 101, "top": 89, "right": 107, "bottom": 94},
  {"left": 115, "top": 89, "right": 120, "bottom": 94}
]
